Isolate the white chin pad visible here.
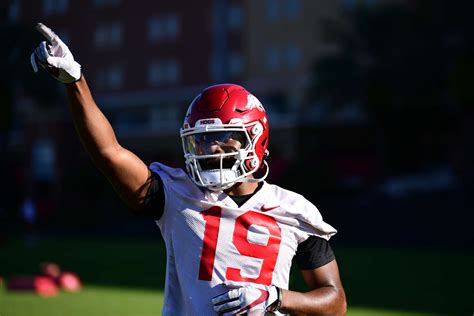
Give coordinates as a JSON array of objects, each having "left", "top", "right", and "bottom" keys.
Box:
[{"left": 201, "top": 169, "right": 238, "bottom": 188}]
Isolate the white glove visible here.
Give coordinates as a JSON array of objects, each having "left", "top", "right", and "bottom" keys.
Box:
[
  {"left": 30, "top": 23, "right": 82, "bottom": 84},
  {"left": 212, "top": 282, "right": 282, "bottom": 315}
]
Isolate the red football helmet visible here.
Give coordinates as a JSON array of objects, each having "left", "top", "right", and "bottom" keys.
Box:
[{"left": 180, "top": 84, "right": 269, "bottom": 191}]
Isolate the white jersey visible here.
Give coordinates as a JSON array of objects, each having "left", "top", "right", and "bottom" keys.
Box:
[{"left": 150, "top": 162, "right": 337, "bottom": 316}]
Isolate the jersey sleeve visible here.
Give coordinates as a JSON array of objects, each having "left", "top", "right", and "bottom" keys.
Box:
[
  {"left": 137, "top": 171, "right": 165, "bottom": 220},
  {"left": 266, "top": 183, "right": 337, "bottom": 242},
  {"left": 294, "top": 236, "right": 335, "bottom": 270},
  {"left": 280, "top": 192, "right": 337, "bottom": 242},
  {"left": 147, "top": 162, "right": 203, "bottom": 229}
]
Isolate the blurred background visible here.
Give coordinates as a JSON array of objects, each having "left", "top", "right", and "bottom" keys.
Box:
[{"left": 0, "top": 0, "right": 473, "bottom": 315}]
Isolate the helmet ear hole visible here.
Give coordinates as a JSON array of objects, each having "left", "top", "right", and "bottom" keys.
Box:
[
  {"left": 244, "top": 156, "right": 259, "bottom": 171},
  {"left": 251, "top": 123, "right": 262, "bottom": 136},
  {"left": 250, "top": 157, "right": 258, "bottom": 168},
  {"left": 259, "top": 150, "right": 269, "bottom": 169}
]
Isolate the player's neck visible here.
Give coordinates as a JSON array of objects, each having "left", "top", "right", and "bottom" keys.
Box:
[{"left": 224, "top": 181, "right": 259, "bottom": 197}]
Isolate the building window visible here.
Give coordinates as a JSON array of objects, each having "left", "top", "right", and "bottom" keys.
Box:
[
  {"left": 286, "top": 45, "right": 301, "bottom": 68},
  {"left": 267, "top": 0, "right": 302, "bottom": 20},
  {"left": 228, "top": 5, "right": 243, "bottom": 31},
  {"left": 94, "top": 0, "right": 121, "bottom": 7},
  {"left": 265, "top": 46, "right": 280, "bottom": 71},
  {"left": 364, "top": 0, "right": 376, "bottom": 6},
  {"left": 96, "top": 65, "right": 123, "bottom": 90},
  {"left": 43, "top": 0, "right": 53, "bottom": 15},
  {"left": 148, "top": 14, "right": 180, "bottom": 43},
  {"left": 167, "top": 61, "right": 180, "bottom": 83},
  {"left": 8, "top": 0, "right": 21, "bottom": 21},
  {"left": 42, "top": 0, "right": 69, "bottom": 16},
  {"left": 108, "top": 65, "right": 123, "bottom": 90},
  {"left": 32, "top": 139, "right": 55, "bottom": 181},
  {"left": 114, "top": 109, "right": 150, "bottom": 134},
  {"left": 109, "top": 23, "right": 122, "bottom": 46},
  {"left": 265, "top": 45, "right": 301, "bottom": 71},
  {"left": 342, "top": 0, "right": 357, "bottom": 9},
  {"left": 94, "top": 22, "right": 123, "bottom": 49},
  {"left": 148, "top": 63, "right": 164, "bottom": 86},
  {"left": 210, "top": 55, "right": 223, "bottom": 82},
  {"left": 148, "top": 60, "right": 181, "bottom": 86},
  {"left": 265, "top": 0, "right": 280, "bottom": 20},
  {"left": 229, "top": 52, "right": 244, "bottom": 77},
  {"left": 286, "top": 0, "right": 301, "bottom": 19}
]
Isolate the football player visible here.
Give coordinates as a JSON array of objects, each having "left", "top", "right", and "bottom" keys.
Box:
[{"left": 31, "top": 23, "right": 346, "bottom": 315}]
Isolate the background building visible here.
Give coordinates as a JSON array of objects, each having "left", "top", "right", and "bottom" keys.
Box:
[{"left": 1, "top": 0, "right": 472, "bottom": 256}]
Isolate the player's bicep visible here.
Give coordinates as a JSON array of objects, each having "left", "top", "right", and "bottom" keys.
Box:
[
  {"left": 100, "top": 145, "right": 151, "bottom": 210},
  {"left": 301, "top": 259, "right": 343, "bottom": 290}
]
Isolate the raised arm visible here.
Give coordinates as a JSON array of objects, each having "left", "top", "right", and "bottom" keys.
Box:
[
  {"left": 31, "top": 23, "right": 151, "bottom": 210},
  {"left": 65, "top": 77, "right": 151, "bottom": 210}
]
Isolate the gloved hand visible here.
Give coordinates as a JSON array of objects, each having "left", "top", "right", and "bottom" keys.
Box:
[
  {"left": 30, "top": 23, "right": 82, "bottom": 83},
  {"left": 212, "top": 282, "right": 282, "bottom": 315}
]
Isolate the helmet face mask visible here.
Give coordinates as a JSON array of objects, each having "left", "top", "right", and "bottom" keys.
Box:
[{"left": 180, "top": 84, "right": 269, "bottom": 191}]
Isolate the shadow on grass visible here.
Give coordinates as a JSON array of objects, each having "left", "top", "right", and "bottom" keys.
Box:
[{"left": 1, "top": 237, "right": 472, "bottom": 315}]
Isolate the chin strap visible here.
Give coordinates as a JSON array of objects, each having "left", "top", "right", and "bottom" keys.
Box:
[{"left": 196, "top": 160, "right": 270, "bottom": 191}]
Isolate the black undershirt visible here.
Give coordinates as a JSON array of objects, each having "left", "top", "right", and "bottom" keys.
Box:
[{"left": 139, "top": 171, "right": 335, "bottom": 270}]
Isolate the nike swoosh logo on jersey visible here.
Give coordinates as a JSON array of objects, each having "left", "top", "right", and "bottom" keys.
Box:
[
  {"left": 234, "top": 289, "right": 269, "bottom": 314},
  {"left": 261, "top": 205, "right": 280, "bottom": 212}
]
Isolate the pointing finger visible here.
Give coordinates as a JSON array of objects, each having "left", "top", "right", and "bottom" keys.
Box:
[{"left": 35, "top": 23, "right": 58, "bottom": 44}]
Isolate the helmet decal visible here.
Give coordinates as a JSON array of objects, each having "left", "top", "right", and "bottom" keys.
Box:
[{"left": 246, "top": 94, "right": 265, "bottom": 112}]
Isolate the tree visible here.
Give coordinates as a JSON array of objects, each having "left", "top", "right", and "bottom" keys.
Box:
[{"left": 310, "top": 0, "right": 473, "bottom": 174}]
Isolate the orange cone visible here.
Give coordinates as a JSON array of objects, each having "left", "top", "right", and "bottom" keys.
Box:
[
  {"left": 59, "top": 272, "right": 82, "bottom": 292},
  {"left": 40, "top": 262, "right": 61, "bottom": 279},
  {"left": 34, "top": 276, "right": 59, "bottom": 297}
]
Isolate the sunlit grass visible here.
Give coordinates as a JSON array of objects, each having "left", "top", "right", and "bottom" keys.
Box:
[
  {"left": 0, "top": 285, "right": 447, "bottom": 316},
  {"left": 347, "top": 308, "right": 445, "bottom": 316},
  {"left": 0, "top": 285, "right": 163, "bottom": 316}
]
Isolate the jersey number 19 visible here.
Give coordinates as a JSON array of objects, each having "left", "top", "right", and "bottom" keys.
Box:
[{"left": 198, "top": 206, "right": 282, "bottom": 285}]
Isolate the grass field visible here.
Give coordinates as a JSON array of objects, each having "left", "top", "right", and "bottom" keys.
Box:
[{"left": 0, "top": 237, "right": 472, "bottom": 315}]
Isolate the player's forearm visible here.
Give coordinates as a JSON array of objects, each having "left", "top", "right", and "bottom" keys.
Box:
[
  {"left": 64, "top": 75, "right": 151, "bottom": 210},
  {"left": 65, "top": 75, "right": 121, "bottom": 166},
  {"left": 280, "top": 286, "right": 347, "bottom": 316}
]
